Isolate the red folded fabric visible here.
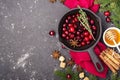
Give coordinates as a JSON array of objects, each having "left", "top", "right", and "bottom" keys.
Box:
[
  {"left": 64, "top": 0, "right": 100, "bottom": 13},
  {"left": 70, "top": 42, "right": 108, "bottom": 78}
]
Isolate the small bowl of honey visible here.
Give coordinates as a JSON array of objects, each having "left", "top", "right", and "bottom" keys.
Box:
[{"left": 103, "top": 27, "right": 120, "bottom": 47}]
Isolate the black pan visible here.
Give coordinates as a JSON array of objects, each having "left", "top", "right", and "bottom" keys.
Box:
[{"left": 58, "top": 8, "right": 103, "bottom": 72}]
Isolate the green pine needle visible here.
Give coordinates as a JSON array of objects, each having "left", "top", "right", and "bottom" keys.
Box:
[
  {"left": 96, "top": 0, "right": 120, "bottom": 28},
  {"left": 88, "top": 74, "right": 97, "bottom": 80},
  {"left": 54, "top": 67, "right": 79, "bottom": 80}
]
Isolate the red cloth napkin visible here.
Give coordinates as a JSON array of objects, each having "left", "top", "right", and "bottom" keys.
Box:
[
  {"left": 70, "top": 42, "right": 108, "bottom": 78},
  {"left": 64, "top": 0, "right": 100, "bottom": 13}
]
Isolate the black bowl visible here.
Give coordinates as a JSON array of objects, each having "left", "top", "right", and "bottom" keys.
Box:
[{"left": 58, "top": 8, "right": 101, "bottom": 51}]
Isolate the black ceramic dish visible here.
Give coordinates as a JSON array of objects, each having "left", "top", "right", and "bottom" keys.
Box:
[{"left": 58, "top": 8, "right": 103, "bottom": 72}]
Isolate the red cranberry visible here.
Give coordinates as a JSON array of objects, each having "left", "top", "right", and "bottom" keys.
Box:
[
  {"left": 62, "top": 27, "right": 66, "bottom": 31},
  {"left": 104, "top": 11, "right": 110, "bottom": 16},
  {"left": 78, "top": 44, "right": 82, "bottom": 47},
  {"left": 92, "top": 25, "right": 97, "bottom": 30},
  {"left": 81, "top": 42, "right": 85, "bottom": 46},
  {"left": 72, "top": 20, "right": 75, "bottom": 23},
  {"left": 86, "top": 41, "right": 90, "bottom": 44},
  {"left": 84, "top": 31, "right": 89, "bottom": 36},
  {"left": 78, "top": 29, "right": 83, "bottom": 33},
  {"left": 84, "top": 37, "right": 89, "bottom": 42},
  {"left": 76, "top": 36, "right": 81, "bottom": 40},
  {"left": 66, "top": 74, "right": 72, "bottom": 79},
  {"left": 49, "top": 30, "right": 55, "bottom": 36},
  {"left": 63, "top": 24, "right": 67, "bottom": 27},
  {"left": 67, "top": 16, "right": 71, "bottom": 20},
  {"left": 76, "top": 31, "right": 80, "bottom": 35},
  {"left": 92, "top": 31, "right": 96, "bottom": 34},
  {"left": 70, "top": 34, "right": 74, "bottom": 39},
  {"left": 68, "top": 32, "right": 72, "bottom": 36},
  {"left": 65, "top": 31, "right": 69, "bottom": 35},
  {"left": 62, "top": 33, "right": 66, "bottom": 38},
  {"left": 69, "top": 26, "right": 75, "bottom": 33},
  {"left": 89, "top": 35, "right": 93, "bottom": 40},
  {"left": 68, "top": 24, "right": 73, "bottom": 27},
  {"left": 72, "top": 15, "right": 75, "bottom": 18},
  {"left": 65, "top": 19, "right": 69, "bottom": 23},
  {"left": 90, "top": 19, "right": 94, "bottom": 25},
  {"left": 74, "top": 17, "right": 78, "bottom": 22},
  {"left": 81, "top": 34, "right": 84, "bottom": 38},
  {"left": 106, "top": 17, "right": 111, "bottom": 22},
  {"left": 76, "top": 13, "right": 80, "bottom": 17},
  {"left": 66, "top": 36, "right": 69, "bottom": 40},
  {"left": 74, "top": 24, "right": 77, "bottom": 28}
]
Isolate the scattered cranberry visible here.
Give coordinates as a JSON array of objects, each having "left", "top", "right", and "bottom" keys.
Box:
[
  {"left": 104, "top": 11, "right": 110, "bottom": 16},
  {"left": 106, "top": 17, "right": 111, "bottom": 22},
  {"left": 49, "top": 30, "right": 55, "bottom": 36}
]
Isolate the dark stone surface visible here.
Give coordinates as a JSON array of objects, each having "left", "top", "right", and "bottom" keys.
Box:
[{"left": 0, "top": 0, "right": 114, "bottom": 80}]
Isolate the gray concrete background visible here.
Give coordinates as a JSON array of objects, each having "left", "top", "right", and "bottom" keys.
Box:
[{"left": 0, "top": 0, "right": 115, "bottom": 80}]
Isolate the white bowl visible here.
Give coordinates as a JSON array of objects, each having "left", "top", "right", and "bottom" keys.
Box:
[{"left": 103, "top": 27, "right": 120, "bottom": 47}]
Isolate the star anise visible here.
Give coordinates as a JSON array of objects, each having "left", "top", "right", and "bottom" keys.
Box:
[
  {"left": 51, "top": 50, "right": 61, "bottom": 59},
  {"left": 67, "top": 58, "right": 75, "bottom": 66},
  {"left": 69, "top": 39, "right": 78, "bottom": 47},
  {"left": 59, "top": 0, "right": 65, "bottom": 3},
  {"left": 49, "top": 0, "right": 56, "bottom": 3}
]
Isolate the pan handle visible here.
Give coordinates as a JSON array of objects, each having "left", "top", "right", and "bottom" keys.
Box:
[{"left": 88, "top": 48, "right": 104, "bottom": 72}]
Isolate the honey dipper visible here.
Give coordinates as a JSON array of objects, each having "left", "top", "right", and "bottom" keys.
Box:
[{"left": 105, "top": 30, "right": 120, "bottom": 53}]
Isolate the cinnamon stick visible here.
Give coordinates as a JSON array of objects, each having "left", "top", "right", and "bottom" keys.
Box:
[
  {"left": 99, "top": 54, "right": 116, "bottom": 73},
  {"left": 104, "top": 50, "right": 120, "bottom": 66},
  {"left": 103, "top": 53, "right": 119, "bottom": 70},
  {"left": 108, "top": 48, "right": 120, "bottom": 66}
]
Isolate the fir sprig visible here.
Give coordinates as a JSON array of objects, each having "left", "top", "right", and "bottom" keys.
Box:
[
  {"left": 96, "top": 0, "right": 120, "bottom": 28},
  {"left": 54, "top": 67, "right": 79, "bottom": 80},
  {"left": 77, "top": 6, "right": 95, "bottom": 40},
  {"left": 110, "top": 73, "right": 120, "bottom": 80},
  {"left": 88, "top": 74, "right": 97, "bottom": 80}
]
